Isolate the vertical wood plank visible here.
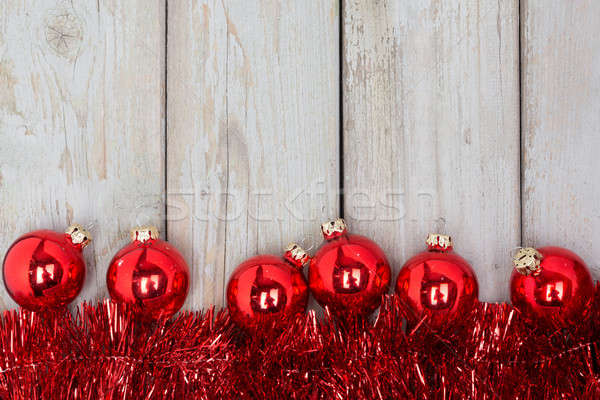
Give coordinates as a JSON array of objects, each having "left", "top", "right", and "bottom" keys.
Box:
[
  {"left": 0, "top": 0, "right": 165, "bottom": 309},
  {"left": 343, "top": 0, "right": 520, "bottom": 301},
  {"left": 168, "top": 1, "right": 339, "bottom": 309},
  {"left": 522, "top": 1, "right": 600, "bottom": 276}
]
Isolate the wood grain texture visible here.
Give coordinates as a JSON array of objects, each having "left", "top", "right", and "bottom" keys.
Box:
[
  {"left": 342, "top": 0, "right": 521, "bottom": 301},
  {"left": 167, "top": 1, "right": 339, "bottom": 309},
  {"left": 0, "top": 0, "right": 165, "bottom": 309},
  {"left": 521, "top": 1, "right": 600, "bottom": 277}
]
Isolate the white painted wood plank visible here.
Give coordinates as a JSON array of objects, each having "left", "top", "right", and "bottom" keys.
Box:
[
  {"left": 522, "top": 1, "right": 600, "bottom": 277},
  {"left": 343, "top": 0, "right": 520, "bottom": 301},
  {"left": 0, "top": 0, "right": 165, "bottom": 309},
  {"left": 167, "top": 1, "right": 339, "bottom": 309}
]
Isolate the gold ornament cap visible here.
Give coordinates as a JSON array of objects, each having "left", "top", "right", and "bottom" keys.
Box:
[
  {"left": 321, "top": 218, "right": 347, "bottom": 240},
  {"left": 283, "top": 243, "right": 310, "bottom": 269},
  {"left": 513, "top": 247, "right": 543, "bottom": 276},
  {"left": 131, "top": 226, "right": 160, "bottom": 243},
  {"left": 65, "top": 224, "right": 91, "bottom": 248},
  {"left": 426, "top": 233, "right": 453, "bottom": 252}
]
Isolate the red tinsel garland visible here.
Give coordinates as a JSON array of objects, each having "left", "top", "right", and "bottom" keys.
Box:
[{"left": 1, "top": 288, "right": 600, "bottom": 399}]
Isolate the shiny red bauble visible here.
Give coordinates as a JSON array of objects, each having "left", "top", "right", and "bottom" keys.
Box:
[
  {"left": 107, "top": 226, "right": 189, "bottom": 320},
  {"left": 395, "top": 234, "right": 479, "bottom": 330},
  {"left": 2, "top": 224, "right": 90, "bottom": 311},
  {"left": 227, "top": 243, "right": 309, "bottom": 332},
  {"left": 510, "top": 246, "right": 594, "bottom": 330},
  {"left": 308, "top": 219, "right": 391, "bottom": 319}
]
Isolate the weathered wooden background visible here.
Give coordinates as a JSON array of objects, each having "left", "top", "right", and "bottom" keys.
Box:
[{"left": 0, "top": 0, "right": 598, "bottom": 310}]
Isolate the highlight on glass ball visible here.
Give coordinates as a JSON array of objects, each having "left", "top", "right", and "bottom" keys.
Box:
[
  {"left": 510, "top": 246, "right": 594, "bottom": 330},
  {"left": 395, "top": 234, "right": 479, "bottom": 330},
  {"left": 106, "top": 226, "right": 190, "bottom": 320},
  {"left": 308, "top": 218, "right": 391, "bottom": 319},
  {"left": 2, "top": 224, "right": 90, "bottom": 311},
  {"left": 226, "top": 243, "right": 310, "bottom": 332}
]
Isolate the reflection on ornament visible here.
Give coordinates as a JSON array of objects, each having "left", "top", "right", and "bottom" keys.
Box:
[
  {"left": 534, "top": 271, "right": 571, "bottom": 307},
  {"left": 28, "top": 242, "right": 63, "bottom": 297},
  {"left": 132, "top": 251, "right": 168, "bottom": 301},
  {"left": 332, "top": 247, "right": 368, "bottom": 294},
  {"left": 250, "top": 266, "right": 287, "bottom": 314},
  {"left": 420, "top": 263, "right": 458, "bottom": 310}
]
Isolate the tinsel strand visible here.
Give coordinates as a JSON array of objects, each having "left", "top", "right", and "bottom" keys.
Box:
[{"left": 0, "top": 287, "right": 599, "bottom": 399}]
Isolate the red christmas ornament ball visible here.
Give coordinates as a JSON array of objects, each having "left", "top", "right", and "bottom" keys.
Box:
[
  {"left": 107, "top": 226, "right": 190, "bottom": 320},
  {"left": 395, "top": 234, "right": 479, "bottom": 330},
  {"left": 510, "top": 246, "right": 594, "bottom": 329},
  {"left": 226, "top": 243, "right": 310, "bottom": 332},
  {"left": 308, "top": 219, "right": 391, "bottom": 319},
  {"left": 2, "top": 224, "right": 90, "bottom": 311}
]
